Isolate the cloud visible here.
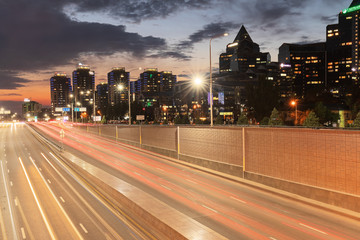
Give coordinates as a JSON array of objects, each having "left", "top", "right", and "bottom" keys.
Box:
[
  {"left": 0, "top": 72, "right": 31, "bottom": 89},
  {"left": 147, "top": 51, "right": 191, "bottom": 60},
  {"left": 0, "top": 93, "right": 22, "bottom": 96},
  {"left": 62, "top": 0, "right": 218, "bottom": 23},
  {"left": 320, "top": 15, "right": 338, "bottom": 24},
  {"left": 177, "top": 21, "right": 240, "bottom": 49},
  {"left": 0, "top": 0, "right": 166, "bottom": 74}
]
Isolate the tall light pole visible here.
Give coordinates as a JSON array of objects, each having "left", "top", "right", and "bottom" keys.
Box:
[
  {"left": 291, "top": 100, "right": 297, "bottom": 125},
  {"left": 209, "top": 33, "right": 228, "bottom": 127},
  {"left": 127, "top": 67, "right": 141, "bottom": 126}
]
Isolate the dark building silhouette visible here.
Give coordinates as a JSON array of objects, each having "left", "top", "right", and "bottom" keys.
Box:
[
  {"left": 220, "top": 25, "right": 270, "bottom": 74},
  {"left": 96, "top": 82, "right": 108, "bottom": 116},
  {"left": 72, "top": 64, "right": 95, "bottom": 113},
  {"left": 50, "top": 73, "right": 72, "bottom": 114},
  {"left": 279, "top": 43, "right": 326, "bottom": 99},
  {"left": 108, "top": 67, "right": 130, "bottom": 106},
  {"left": 326, "top": 0, "right": 360, "bottom": 98}
]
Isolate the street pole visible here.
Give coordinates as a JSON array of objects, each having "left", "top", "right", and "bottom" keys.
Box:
[
  {"left": 210, "top": 38, "right": 214, "bottom": 127},
  {"left": 128, "top": 78, "right": 131, "bottom": 125},
  {"left": 295, "top": 104, "right": 298, "bottom": 126},
  {"left": 71, "top": 102, "right": 74, "bottom": 123},
  {"left": 93, "top": 89, "right": 96, "bottom": 123},
  {"left": 209, "top": 33, "right": 228, "bottom": 127}
]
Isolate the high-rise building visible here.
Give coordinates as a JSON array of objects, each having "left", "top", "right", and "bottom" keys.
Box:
[
  {"left": 107, "top": 67, "right": 130, "bottom": 106},
  {"left": 279, "top": 43, "right": 326, "bottom": 99},
  {"left": 50, "top": 73, "right": 72, "bottom": 114},
  {"left": 72, "top": 64, "right": 95, "bottom": 112},
  {"left": 96, "top": 82, "right": 108, "bottom": 116},
  {"left": 326, "top": 0, "right": 360, "bottom": 98},
  {"left": 22, "top": 98, "right": 42, "bottom": 120},
  {"left": 219, "top": 25, "right": 270, "bottom": 73}
]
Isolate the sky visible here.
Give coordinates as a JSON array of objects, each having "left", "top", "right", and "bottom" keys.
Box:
[{"left": 0, "top": 0, "right": 354, "bottom": 113}]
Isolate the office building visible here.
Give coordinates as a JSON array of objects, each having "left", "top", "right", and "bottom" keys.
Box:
[
  {"left": 219, "top": 25, "right": 270, "bottom": 74},
  {"left": 326, "top": 0, "right": 360, "bottom": 98},
  {"left": 108, "top": 67, "right": 130, "bottom": 106},
  {"left": 72, "top": 64, "right": 95, "bottom": 112},
  {"left": 279, "top": 43, "right": 326, "bottom": 99},
  {"left": 50, "top": 73, "right": 72, "bottom": 114},
  {"left": 22, "top": 98, "right": 42, "bottom": 120},
  {"left": 96, "top": 82, "right": 108, "bottom": 116}
]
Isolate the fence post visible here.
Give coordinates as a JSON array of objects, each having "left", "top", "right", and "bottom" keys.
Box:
[
  {"left": 99, "top": 126, "right": 101, "bottom": 136},
  {"left": 139, "top": 125, "right": 142, "bottom": 146},
  {"left": 116, "top": 126, "right": 118, "bottom": 142},
  {"left": 242, "top": 127, "right": 246, "bottom": 178},
  {"left": 177, "top": 126, "right": 180, "bottom": 159}
]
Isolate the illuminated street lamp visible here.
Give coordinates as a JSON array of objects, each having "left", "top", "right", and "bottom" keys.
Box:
[
  {"left": 291, "top": 100, "right": 297, "bottom": 125},
  {"left": 193, "top": 77, "right": 203, "bottom": 86},
  {"left": 209, "top": 32, "right": 228, "bottom": 127},
  {"left": 117, "top": 83, "right": 131, "bottom": 125}
]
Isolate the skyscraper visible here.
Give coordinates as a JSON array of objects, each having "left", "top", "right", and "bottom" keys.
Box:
[
  {"left": 72, "top": 64, "right": 95, "bottom": 112},
  {"left": 327, "top": 0, "right": 360, "bottom": 98},
  {"left": 96, "top": 82, "right": 108, "bottom": 116},
  {"left": 219, "top": 25, "right": 270, "bottom": 73},
  {"left": 279, "top": 43, "right": 326, "bottom": 99},
  {"left": 107, "top": 67, "right": 130, "bottom": 106},
  {"left": 50, "top": 73, "right": 72, "bottom": 114}
]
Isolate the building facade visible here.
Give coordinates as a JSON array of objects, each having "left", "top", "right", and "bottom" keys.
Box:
[
  {"left": 279, "top": 43, "right": 326, "bottom": 99},
  {"left": 96, "top": 82, "right": 108, "bottom": 117},
  {"left": 72, "top": 64, "right": 95, "bottom": 113},
  {"left": 50, "top": 73, "right": 72, "bottom": 114},
  {"left": 326, "top": 0, "right": 360, "bottom": 98},
  {"left": 108, "top": 67, "right": 130, "bottom": 106}
]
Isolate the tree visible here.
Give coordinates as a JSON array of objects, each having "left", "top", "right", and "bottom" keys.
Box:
[
  {"left": 314, "top": 102, "right": 339, "bottom": 125},
  {"left": 215, "top": 115, "right": 223, "bottom": 125},
  {"left": 268, "top": 108, "right": 283, "bottom": 126},
  {"left": 246, "top": 75, "right": 279, "bottom": 122},
  {"left": 352, "top": 112, "right": 360, "bottom": 128},
  {"left": 260, "top": 117, "right": 270, "bottom": 125},
  {"left": 237, "top": 112, "right": 248, "bottom": 125},
  {"left": 303, "top": 111, "right": 320, "bottom": 127}
]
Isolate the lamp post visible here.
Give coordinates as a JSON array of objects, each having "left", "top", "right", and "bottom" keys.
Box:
[
  {"left": 69, "top": 94, "right": 74, "bottom": 122},
  {"left": 291, "top": 100, "right": 297, "bottom": 125},
  {"left": 209, "top": 33, "right": 228, "bottom": 127}
]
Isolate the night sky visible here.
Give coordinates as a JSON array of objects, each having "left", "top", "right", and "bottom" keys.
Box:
[{"left": 0, "top": 0, "right": 353, "bottom": 112}]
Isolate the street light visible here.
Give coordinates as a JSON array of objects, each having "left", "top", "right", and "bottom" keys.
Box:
[
  {"left": 117, "top": 83, "right": 131, "bottom": 125},
  {"left": 291, "top": 100, "right": 297, "bottom": 125},
  {"left": 209, "top": 32, "right": 228, "bottom": 127}
]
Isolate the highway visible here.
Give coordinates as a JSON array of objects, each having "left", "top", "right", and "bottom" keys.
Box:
[
  {"left": 1, "top": 122, "right": 360, "bottom": 239},
  {"left": 29, "top": 122, "right": 360, "bottom": 240},
  {"left": 0, "top": 123, "right": 151, "bottom": 240}
]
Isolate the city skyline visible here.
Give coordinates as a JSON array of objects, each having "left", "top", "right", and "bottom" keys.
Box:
[{"left": 0, "top": 0, "right": 353, "bottom": 113}]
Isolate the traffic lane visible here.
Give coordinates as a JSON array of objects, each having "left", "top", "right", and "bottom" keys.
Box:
[
  {"left": 23, "top": 125, "right": 150, "bottom": 240},
  {"left": 58, "top": 127, "right": 360, "bottom": 240},
  {"left": 3, "top": 125, "right": 54, "bottom": 240},
  {"left": 34, "top": 123, "right": 360, "bottom": 239},
  {"left": 12, "top": 126, "right": 82, "bottom": 239}
]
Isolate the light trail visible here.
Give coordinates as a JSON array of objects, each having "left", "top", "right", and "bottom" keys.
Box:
[
  {"left": 18, "top": 157, "right": 56, "bottom": 240},
  {"left": 0, "top": 160, "right": 18, "bottom": 240}
]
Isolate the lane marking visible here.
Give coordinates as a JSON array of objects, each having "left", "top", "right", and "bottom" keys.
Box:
[
  {"left": 156, "top": 167, "right": 164, "bottom": 172},
  {"left": 79, "top": 223, "right": 88, "bottom": 234},
  {"left": 21, "top": 227, "right": 26, "bottom": 239},
  {"left": 202, "top": 205, "right": 218, "bottom": 213},
  {"left": 134, "top": 172, "right": 142, "bottom": 176},
  {"left": 60, "top": 197, "right": 65, "bottom": 203},
  {"left": 37, "top": 154, "right": 84, "bottom": 240},
  {"left": 18, "top": 157, "right": 56, "bottom": 240},
  {"left": 1, "top": 161, "right": 18, "bottom": 239},
  {"left": 299, "top": 223, "right": 328, "bottom": 235},
  {"left": 186, "top": 179, "right": 197, "bottom": 184},
  {"left": 39, "top": 168, "right": 42, "bottom": 171},
  {"left": 230, "top": 196, "right": 247, "bottom": 204},
  {"left": 7, "top": 169, "right": 9, "bottom": 173},
  {"left": 269, "top": 237, "right": 277, "bottom": 240},
  {"left": 47, "top": 179, "right": 51, "bottom": 184},
  {"left": 10, "top": 181, "right": 13, "bottom": 187},
  {"left": 14, "top": 198, "right": 18, "bottom": 206},
  {"left": 160, "top": 185, "right": 172, "bottom": 191}
]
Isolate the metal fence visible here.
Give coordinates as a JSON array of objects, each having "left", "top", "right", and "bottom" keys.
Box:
[{"left": 79, "top": 124, "right": 360, "bottom": 197}]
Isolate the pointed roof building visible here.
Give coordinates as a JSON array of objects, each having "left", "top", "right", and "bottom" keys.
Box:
[
  {"left": 234, "top": 25, "right": 253, "bottom": 43},
  {"left": 349, "top": 0, "right": 360, "bottom": 7}
]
